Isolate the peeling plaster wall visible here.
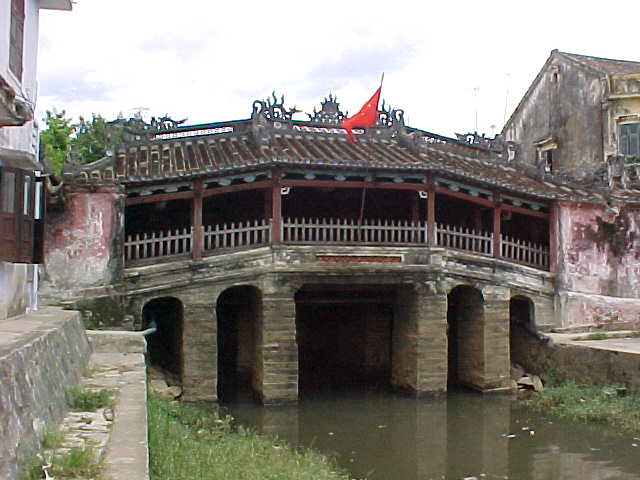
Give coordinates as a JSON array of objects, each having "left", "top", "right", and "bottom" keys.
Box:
[
  {"left": 557, "top": 202, "right": 640, "bottom": 328},
  {"left": 503, "top": 56, "right": 604, "bottom": 177},
  {"left": 41, "top": 186, "right": 123, "bottom": 300},
  {"left": 0, "top": 263, "right": 28, "bottom": 320}
]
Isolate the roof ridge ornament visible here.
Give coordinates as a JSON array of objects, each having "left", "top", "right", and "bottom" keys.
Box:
[{"left": 307, "top": 93, "right": 347, "bottom": 125}]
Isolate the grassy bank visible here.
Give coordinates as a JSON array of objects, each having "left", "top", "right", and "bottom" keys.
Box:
[
  {"left": 148, "top": 394, "right": 354, "bottom": 480},
  {"left": 526, "top": 379, "right": 640, "bottom": 434}
]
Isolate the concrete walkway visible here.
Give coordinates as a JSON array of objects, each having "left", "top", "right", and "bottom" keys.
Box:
[
  {"left": 548, "top": 331, "right": 640, "bottom": 354},
  {"left": 86, "top": 331, "right": 149, "bottom": 480}
]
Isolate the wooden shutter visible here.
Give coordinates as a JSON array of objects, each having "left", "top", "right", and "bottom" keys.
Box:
[
  {"left": 0, "top": 168, "right": 19, "bottom": 262},
  {"left": 9, "top": 0, "right": 25, "bottom": 80}
]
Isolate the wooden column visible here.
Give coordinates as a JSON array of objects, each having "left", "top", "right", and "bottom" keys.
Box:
[
  {"left": 427, "top": 178, "right": 436, "bottom": 247},
  {"left": 549, "top": 200, "right": 558, "bottom": 272},
  {"left": 191, "top": 179, "right": 203, "bottom": 260},
  {"left": 492, "top": 193, "right": 502, "bottom": 259},
  {"left": 271, "top": 170, "right": 282, "bottom": 244}
]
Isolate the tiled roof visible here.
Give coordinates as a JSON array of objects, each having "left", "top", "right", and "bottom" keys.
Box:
[
  {"left": 559, "top": 51, "right": 640, "bottom": 75},
  {"left": 65, "top": 87, "right": 626, "bottom": 205}
]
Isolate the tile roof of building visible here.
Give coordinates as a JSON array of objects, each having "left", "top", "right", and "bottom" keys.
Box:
[{"left": 559, "top": 51, "right": 640, "bottom": 75}]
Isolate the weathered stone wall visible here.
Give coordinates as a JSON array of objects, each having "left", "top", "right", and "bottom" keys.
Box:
[
  {"left": 41, "top": 185, "right": 124, "bottom": 303},
  {"left": 512, "top": 332, "right": 640, "bottom": 393},
  {"left": 556, "top": 202, "right": 640, "bottom": 329},
  {"left": 260, "top": 278, "right": 298, "bottom": 404},
  {"left": 0, "top": 308, "right": 91, "bottom": 480},
  {"left": 503, "top": 54, "right": 604, "bottom": 177}
]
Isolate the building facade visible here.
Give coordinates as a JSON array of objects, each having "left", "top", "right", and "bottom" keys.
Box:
[{"left": 0, "top": 0, "right": 72, "bottom": 320}]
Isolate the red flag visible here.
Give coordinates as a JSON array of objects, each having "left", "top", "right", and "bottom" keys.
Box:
[{"left": 340, "top": 85, "right": 382, "bottom": 142}]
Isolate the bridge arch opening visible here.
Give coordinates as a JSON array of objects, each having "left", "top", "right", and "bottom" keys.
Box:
[
  {"left": 142, "top": 297, "right": 183, "bottom": 381},
  {"left": 216, "top": 286, "right": 262, "bottom": 402},
  {"left": 295, "top": 284, "right": 396, "bottom": 396},
  {"left": 447, "top": 286, "right": 485, "bottom": 389},
  {"left": 509, "top": 295, "right": 535, "bottom": 368}
]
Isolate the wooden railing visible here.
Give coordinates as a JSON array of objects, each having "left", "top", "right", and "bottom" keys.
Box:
[
  {"left": 125, "top": 227, "right": 192, "bottom": 261},
  {"left": 202, "top": 219, "right": 271, "bottom": 251},
  {"left": 282, "top": 217, "right": 427, "bottom": 245},
  {"left": 501, "top": 235, "right": 549, "bottom": 269},
  {"left": 436, "top": 223, "right": 493, "bottom": 255},
  {"left": 124, "top": 217, "right": 550, "bottom": 270}
]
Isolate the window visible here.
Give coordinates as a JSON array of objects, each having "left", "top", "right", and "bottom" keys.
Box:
[
  {"left": 543, "top": 150, "right": 553, "bottom": 173},
  {"left": 0, "top": 167, "right": 41, "bottom": 264},
  {"left": 619, "top": 123, "right": 640, "bottom": 158},
  {"left": 9, "top": 0, "right": 25, "bottom": 79}
]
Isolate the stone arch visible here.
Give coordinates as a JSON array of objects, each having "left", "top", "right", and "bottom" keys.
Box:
[
  {"left": 295, "top": 283, "right": 396, "bottom": 395},
  {"left": 447, "top": 285, "right": 485, "bottom": 389},
  {"left": 509, "top": 295, "right": 535, "bottom": 369},
  {"left": 141, "top": 296, "right": 183, "bottom": 381},
  {"left": 216, "top": 285, "right": 262, "bottom": 402}
]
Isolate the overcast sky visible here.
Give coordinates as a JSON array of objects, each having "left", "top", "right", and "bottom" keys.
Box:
[{"left": 37, "top": 0, "right": 640, "bottom": 138}]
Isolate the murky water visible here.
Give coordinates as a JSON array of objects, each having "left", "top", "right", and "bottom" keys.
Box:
[{"left": 223, "top": 390, "right": 640, "bottom": 480}]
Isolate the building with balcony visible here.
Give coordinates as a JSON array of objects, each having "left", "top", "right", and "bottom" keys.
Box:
[{"left": 0, "top": 0, "right": 72, "bottom": 320}]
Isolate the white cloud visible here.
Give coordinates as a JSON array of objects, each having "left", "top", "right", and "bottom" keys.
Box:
[{"left": 37, "top": 0, "right": 640, "bottom": 137}]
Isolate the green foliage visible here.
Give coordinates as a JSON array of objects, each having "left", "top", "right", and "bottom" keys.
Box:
[
  {"left": 73, "top": 114, "right": 108, "bottom": 164},
  {"left": 39, "top": 110, "right": 73, "bottom": 177},
  {"left": 51, "top": 447, "right": 103, "bottom": 478},
  {"left": 527, "top": 379, "right": 640, "bottom": 434},
  {"left": 148, "top": 394, "right": 353, "bottom": 480},
  {"left": 42, "top": 427, "right": 64, "bottom": 449},
  {"left": 65, "top": 386, "right": 114, "bottom": 411},
  {"left": 585, "top": 332, "right": 608, "bottom": 340}
]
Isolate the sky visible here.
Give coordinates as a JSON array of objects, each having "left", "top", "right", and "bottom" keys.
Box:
[{"left": 37, "top": 0, "right": 640, "bottom": 139}]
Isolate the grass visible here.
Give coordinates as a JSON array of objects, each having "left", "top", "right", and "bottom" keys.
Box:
[
  {"left": 526, "top": 379, "right": 640, "bottom": 434},
  {"left": 21, "top": 428, "right": 103, "bottom": 480},
  {"left": 65, "top": 385, "right": 114, "bottom": 411},
  {"left": 148, "top": 394, "right": 355, "bottom": 480},
  {"left": 584, "top": 332, "right": 608, "bottom": 340}
]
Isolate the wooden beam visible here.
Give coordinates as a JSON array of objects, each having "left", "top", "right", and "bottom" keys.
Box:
[
  {"left": 202, "top": 179, "right": 271, "bottom": 198},
  {"left": 281, "top": 178, "right": 427, "bottom": 191},
  {"left": 493, "top": 193, "right": 502, "bottom": 259},
  {"left": 191, "top": 179, "right": 203, "bottom": 260},
  {"left": 271, "top": 170, "right": 282, "bottom": 244},
  {"left": 501, "top": 203, "right": 548, "bottom": 219},
  {"left": 434, "top": 185, "right": 494, "bottom": 208},
  {"left": 549, "top": 200, "right": 558, "bottom": 272},
  {"left": 126, "top": 190, "right": 193, "bottom": 205},
  {"left": 125, "top": 179, "right": 272, "bottom": 205},
  {"left": 427, "top": 177, "right": 436, "bottom": 247}
]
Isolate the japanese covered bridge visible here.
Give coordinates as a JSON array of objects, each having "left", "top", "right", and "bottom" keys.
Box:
[{"left": 47, "top": 95, "right": 605, "bottom": 404}]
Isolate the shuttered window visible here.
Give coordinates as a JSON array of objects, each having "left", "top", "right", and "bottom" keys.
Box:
[
  {"left": 620, "top": 123, "right": 640, "bottom": 158},
  {"left": 9, "top": 0, "right": 25, "bottom": 79},
  {"left": 0, "top": 167, "right": 41, "bottom": 263}
]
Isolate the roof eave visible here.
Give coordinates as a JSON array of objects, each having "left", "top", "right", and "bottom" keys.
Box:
[{"left": 39, "top": 0, "right": 72, "bottom": 11}]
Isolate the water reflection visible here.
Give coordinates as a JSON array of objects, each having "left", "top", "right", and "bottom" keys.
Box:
[{"left": 223, "top": 390, "right": 640, "bottom": 480}]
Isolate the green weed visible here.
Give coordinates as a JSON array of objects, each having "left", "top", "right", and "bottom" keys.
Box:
[
  {"left": 527, "top": 379, "right": 640, "bottom": 434},
  {"left": 65, "top": 385, "right": 114, "bottom": 411},
  {"left": 21, "top": 446, "right": 103, "bottom": 480},
  {"left": 584, "top": 332, "right": 607, "bottom": 340},
  {"left": 148, "top": 394, "right": 354, "bottom": 480}
]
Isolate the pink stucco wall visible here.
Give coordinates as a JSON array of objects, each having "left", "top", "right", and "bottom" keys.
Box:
[
  {"left": 558, "top": 202, "right": 640, "bottom": 328},
  {"left": 42, "top": 186, "right": 122, "bottom": 296}
]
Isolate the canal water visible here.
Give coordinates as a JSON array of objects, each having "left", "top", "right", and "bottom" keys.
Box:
[{"left": 222, "top": 389, "right": 640, "bottom": 480}]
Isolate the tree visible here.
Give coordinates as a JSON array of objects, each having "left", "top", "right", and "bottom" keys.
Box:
[
  {"left": 39, "top": 110, "right": 73, "bottom": 177},
  {"left": 73, "top": 114, "right": 108, "bottom": 164}
]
